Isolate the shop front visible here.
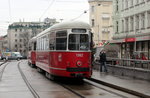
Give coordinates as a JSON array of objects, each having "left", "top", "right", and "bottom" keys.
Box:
[{"left": 111, "top": 36, "right": 150, "bottom": 60}]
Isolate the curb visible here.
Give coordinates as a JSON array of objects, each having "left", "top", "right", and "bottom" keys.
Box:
[{"left": 87, "top": 77, "right": 150, "bottom": 98}]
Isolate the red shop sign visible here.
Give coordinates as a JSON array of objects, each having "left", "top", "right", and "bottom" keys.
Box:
[{"left": 125, "top": 38, "right": 136, "bottom": 42}]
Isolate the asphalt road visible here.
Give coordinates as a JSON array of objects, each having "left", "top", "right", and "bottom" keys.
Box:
[{"left": 0, "top": 60, "right": 139, "bottom": 98}]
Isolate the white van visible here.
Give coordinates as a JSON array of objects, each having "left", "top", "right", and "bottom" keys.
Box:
[{"left": 1, "top": 52, "right": 23, "bottom": 60}]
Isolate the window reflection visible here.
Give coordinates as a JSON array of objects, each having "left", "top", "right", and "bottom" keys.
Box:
[{"left": 69, "top": 34, "right": 89, "bottom": 51}]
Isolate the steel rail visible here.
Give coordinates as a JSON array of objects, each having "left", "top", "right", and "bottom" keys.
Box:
[
  {"left": 18, "top": 61, "right": 40, "bottom": 98},
  {"left": 57, "top": 81, "right": 85, "bottom": 98},
  {"left": 84, "top": 79, "right": 129, "bottom": 98},
  {"left": 0, "top": 62, "right": 9, "bottom": 81},
  {"left": 0, "top": 61, "right": 7, "bottom": 66},
  {"left": 86, "top": 78, "right": 150, "bottom": 98}
]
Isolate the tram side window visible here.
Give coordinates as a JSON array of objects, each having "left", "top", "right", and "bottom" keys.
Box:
[
  {"left": 49, "top": 32, "right": 55, "bottom": 50},
  {"left": 68, "top": 34, "right": 79, "bottom": 50},
  {"left": 37, "top": 39, "right": 39, "bottom": 50},
  {"left": 34, "top": 42, "right": 36, "bottom": 50},
  {"left": 56, "top": 31, "right": 67, "bottom": 50}
]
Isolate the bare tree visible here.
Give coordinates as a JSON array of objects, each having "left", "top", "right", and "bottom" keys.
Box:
[{"left": 19, "top": 29, "right": 30, "bottom": 56}]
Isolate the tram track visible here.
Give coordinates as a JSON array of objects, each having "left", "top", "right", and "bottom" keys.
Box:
[
  {"left": 56, "top": 78, "right": 139, "bottom": 98},
  {"left": 86, "top": 78, "right": 150, "bottom": 98},
  {"left": 18, "top": 61, "right": 40, "bottom": 98},
  {"left": 16, "top": 61, "right": 139, "bottom": 98},
  {"left": 0, "top": 61, "right": 9, "bottom": 81},
  {"left": 84, "top": 79, "right": 133, "bottom": 98},
  {"left": 58, "top": 82, "right": 85, "bottom": 98}
]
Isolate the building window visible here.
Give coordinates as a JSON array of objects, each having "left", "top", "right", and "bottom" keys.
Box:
[
  {"left": 122, "top": 20, "right": 124, "bottom": 32},
  {"left": 130, "top": 0, "right": 133, "bottom": 7},
  {"left": 116, "top": 0, "right": 119, "bottom": 12},
  {"left": 15, "top": 29, "right": 17, "bottom": 32},
  {"left": 148, "top": 12, "right": 150, "bottom": 27},
  {"left": 15, "top": 44, "right": 17, "bottom": 48},
  {"left": 141, "top": 14, "right": 145, "bottom": 29},
  {"left": 91, "top": 6, "right": 94, "bottom": 13},
  {"left": 122, "top": 0, "right": 124, "bottom": 10},
  {"left": 20, "top": 39, "right": 22, "bottom": 42},
  {"left": 116, "top": 21, "right": 119, "bottom": 33},
  {"left": 20, "top": 45, "right": 22, "bottom": 48},
  {"left": 15, "top": 39, "right": 17, "bottom": 42},
  {"left": 140, "top": 0, "right": 144, "bottom": 3},
  {"left": 135, "top": 0, "right": 139, "bottom": 5},
  {"left": 135, "top": 15, "right": 139, "bottom": 30},
  {"left": 125, "top": 0, "right": 128, "bottom": 9},
  {"left": 91, "top": 19, "right": 95, "bottom": 27},
  {"left": 125, "top": 18, "right": 129, "bottom": 32},
  {"left": 130, "top": 17, "right": 134, "bottom": 31},
  {"left": 102, "top": 13, "right": 110, "bottom": 19},
  {"left": 15, "top": 34, "right": 17, "bottom": 37}
]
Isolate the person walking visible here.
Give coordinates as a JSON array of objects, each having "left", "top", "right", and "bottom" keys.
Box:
[{"left": 99, "top": 50, "right": 107, "bottom": 72}]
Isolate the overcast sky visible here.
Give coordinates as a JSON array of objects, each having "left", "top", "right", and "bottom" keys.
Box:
[{"left": 0, "top": 0, "right": 89, "bottom": 36}]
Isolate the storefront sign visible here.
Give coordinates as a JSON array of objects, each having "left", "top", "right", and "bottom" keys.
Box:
[{"left": 125, "top": 38, "right": 136, "bottom": 42}]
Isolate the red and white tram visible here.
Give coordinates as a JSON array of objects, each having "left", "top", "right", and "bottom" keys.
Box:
[
  {"left": 28, "top": 37, "right": 37, "bottom": 67},
  {"left": 29, "top": 21, "right": 92, "bottom": 79}
]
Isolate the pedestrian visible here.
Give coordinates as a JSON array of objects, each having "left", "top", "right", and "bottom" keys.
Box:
[{"left": 99, "top": 50, "right": 107, "bottom": 72}]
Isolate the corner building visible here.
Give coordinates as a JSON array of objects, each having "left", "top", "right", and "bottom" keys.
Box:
[
  {"left": 7, "top": 18, "right": 57, "bottom": 56},
  {"left": 112, "top": 0, "right": 150, "bottom": 59},
  {"left": 88, "top": 0, "right": 113, "bottom": 46}
]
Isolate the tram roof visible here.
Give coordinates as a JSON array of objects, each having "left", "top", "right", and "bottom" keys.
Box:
[
  {"left": 29, "top": 36, "right": 37, "bottom": 43},
  {"left": 36, "top": 21, "right": 91, "bottom": 38},
  {"left": 50, "top": 21, "right": 91, "bottom": 31}
]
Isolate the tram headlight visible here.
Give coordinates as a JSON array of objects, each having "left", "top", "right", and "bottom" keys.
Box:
[{"left": 76, "top": 61, "right": 82, "bottom": 67}]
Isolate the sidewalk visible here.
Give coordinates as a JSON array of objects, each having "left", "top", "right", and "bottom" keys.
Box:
[{"left": 91, "top": 70, "right": 150, "bottom": 97}]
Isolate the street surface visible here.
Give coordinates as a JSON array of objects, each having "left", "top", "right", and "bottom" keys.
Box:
[{"left": 0, "top": 60, "right": 138, "bottom": 98}]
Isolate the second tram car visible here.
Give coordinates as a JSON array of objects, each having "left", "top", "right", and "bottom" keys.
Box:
[
  {"left": 28, "top": 37, "right": 37, "bottom": 67},
  {"left": 29, "top": 21, "right": 92, "bottom": 79}
]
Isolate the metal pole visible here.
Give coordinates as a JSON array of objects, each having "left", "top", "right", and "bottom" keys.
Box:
[{"left": 98, "top": 25, "right": 100, "bottom": 44}]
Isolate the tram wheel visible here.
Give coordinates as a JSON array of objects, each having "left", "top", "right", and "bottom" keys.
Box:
[
  {"left": 37, "top": 67, "right": 43, "bottom": 73},
  {"left": 45, "top": 72, "right": 55, "bottom": 81},
  {"left": 31, "top": 64, "right": 35, "bottom": 68}
]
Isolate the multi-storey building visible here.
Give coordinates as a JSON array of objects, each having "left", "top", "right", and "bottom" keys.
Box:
[
  {"left": 0, "top": 35, "right": 8, "bottom": 53},
  {"left": 7, "top": 18, "right": 57, "bottom": 56},
  {"left": 0, "top": 37, "right": 4, "bottom": 55},
  {"left": 88, "top": 0, "right": 113, "bottom": 46},
  {"left": 113, "top": 0, "right": 150, "bottom": 59}
]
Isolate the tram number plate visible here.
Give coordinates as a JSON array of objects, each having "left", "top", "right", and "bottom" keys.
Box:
[{"left": 76, "top": 53, "right": 83, "bottom": 57}]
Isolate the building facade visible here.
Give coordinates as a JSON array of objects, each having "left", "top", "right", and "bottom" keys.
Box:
[
  {"left": 7, "top": 18, "right": 57, "bottom": 56},
  {"left": 112, "top": 0, "right": 150, "bottom": 59},
  {"left": 0, "top": 35, "right": 8, "bottom": 54},
  {"left": 88, "top": 0, "right": 113, "bottom": 46}
]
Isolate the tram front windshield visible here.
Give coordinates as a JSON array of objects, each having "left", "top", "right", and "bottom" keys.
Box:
[{"left": 68, "top": 34, "right": 89, "bottom": 50}]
